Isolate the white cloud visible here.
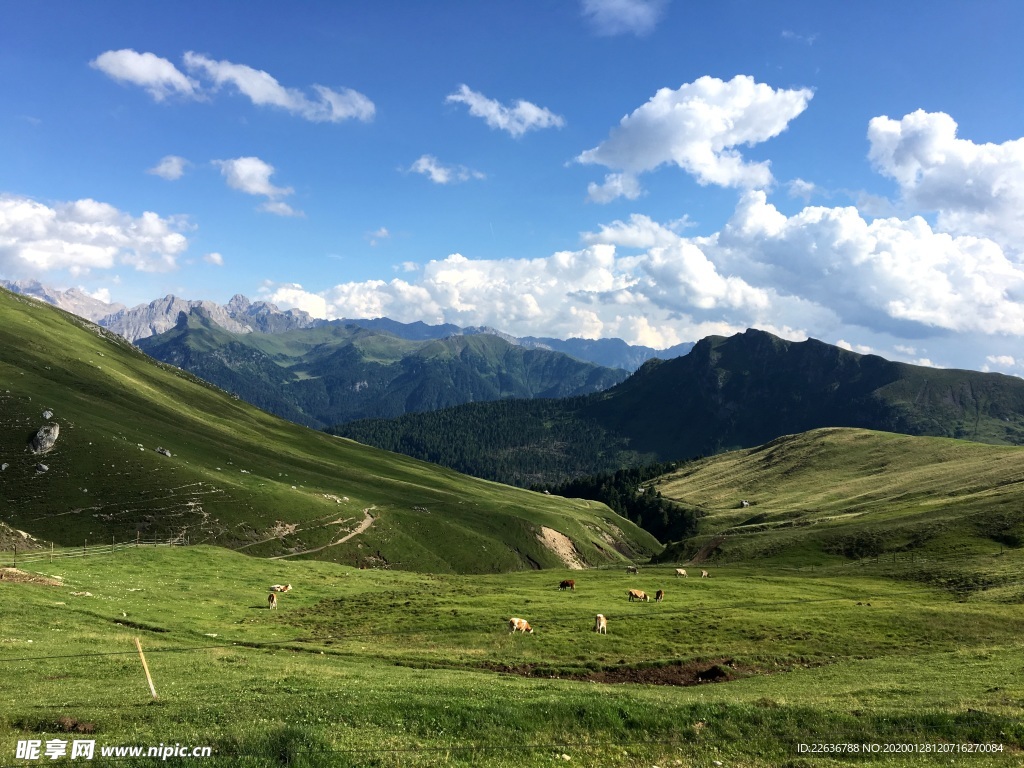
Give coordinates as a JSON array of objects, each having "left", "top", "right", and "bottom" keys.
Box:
[
  {"left": 0, "top": 195, "right": 188, "bottom": 276},
  {"left": 259, "top": 201, "right": 303, "bottom": 218},
  {"left": 577, "top": 75, "right": 813, "bottom": 194},
  {"left": 868, "top": 109, "right": 1024, "bottom": 252},
  {"left": 586, "top": 173, "right": 642, "bottom": 203},
  {"left": 409, "top": 155, "right": 485, "bottom": 184},
  {"left": 787, "top": 178, "right": 817, "bottom": 200},
  {"left": 582, "top": 213, "right": 690, "bottom": 248},
  {"left": 147, "top": 155, "right": 189, "bottom": 181},
  {"left": 712, "top": 190, "right": 1024, "bottom": 335},
  {"left": 263, "top": 230, "right": 771, "bottom": 347},
  {"left": 581, "top": 0, "right": 667, "bottom": 36},
  {"left": 987, "top": 354, "right": 1017, "bottom": 367},
  {"left": 91, "top": 49, "right": 199, "bottom": 101},
  {"left": 368, "top": 227, "right": 390, "bottom": 246},
  {"left": 446, "top": 85, "right": 565, "bottom": 137},
  {"left": 182, "top": 52, "right": 374, "bottom": 122}
]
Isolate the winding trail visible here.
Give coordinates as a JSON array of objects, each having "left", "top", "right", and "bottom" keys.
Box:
[{"left": 269, "top": 507, "right": 375, "bottom": 560}]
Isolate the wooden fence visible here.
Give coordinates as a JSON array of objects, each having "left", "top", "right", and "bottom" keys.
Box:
[{"left": 0, "top": 535, "right": 188, "bottom": 568}]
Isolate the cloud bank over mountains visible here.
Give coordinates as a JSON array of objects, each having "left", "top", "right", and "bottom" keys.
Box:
[{"left": 5, "top": 64, "right": 1024, "bottom": 372}]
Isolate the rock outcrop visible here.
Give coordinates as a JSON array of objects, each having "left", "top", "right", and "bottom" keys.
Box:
[{"left": 29, "top": 424, "right": 59, "bottom": 454}]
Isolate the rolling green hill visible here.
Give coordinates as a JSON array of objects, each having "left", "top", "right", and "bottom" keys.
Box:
[
  {"left": 651, "top": 427, "right": 1024, "bottom": 569},
  {"left": 135, "top": 308, "right": 629, "bottom": 428},
  {"left": 336, "top": 328, "right": 1024, "bottom": 485},
  {"left": 0, "top": 287, "right": 659, "bottom": 572}
]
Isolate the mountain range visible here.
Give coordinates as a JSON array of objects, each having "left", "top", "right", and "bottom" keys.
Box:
[
  {"left": 0, "top": 279, "right": 690, "bottom": 371},
  {"left": 335, "top": 328, "right": 1024, "bottom": 486},
  {"left": 135, "top": 307, "right": 630, "bottom": 428}
]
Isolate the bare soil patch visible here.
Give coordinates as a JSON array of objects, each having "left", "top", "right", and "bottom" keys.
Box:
[
  {"left": 537, "top": 526, "right": 585, "bottom": 569},
  {"left": 478, "top": 658, "right": 752, "bottom": 686},
  {"left": 0, "top": 568, "right": 62, "bottom": 586}
]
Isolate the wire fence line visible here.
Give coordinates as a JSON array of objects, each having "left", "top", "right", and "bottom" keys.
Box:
[{"left": 0, "top": 536, "right": 188, "bottom": 568}]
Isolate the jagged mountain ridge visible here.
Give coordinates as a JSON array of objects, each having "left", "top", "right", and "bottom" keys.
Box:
[
  {"left": 136, "top": 307, "right": 631, "bottom": 428},
  {"left": 0, "top": 280, "right": 693, "bottom": 371}
]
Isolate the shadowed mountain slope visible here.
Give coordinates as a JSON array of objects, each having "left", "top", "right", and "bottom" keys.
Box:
[
  {"left": 0, "top": 287, "right": 659, "bottom": 573},
  {"left": 336, "top": 329, "right": 1024, "bottom": 485}
]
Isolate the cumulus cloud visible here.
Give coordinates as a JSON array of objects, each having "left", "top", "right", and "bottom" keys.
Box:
[
  {"left": 147, "top": 155, "right": 189, "bottom": 180},
  {"left": 587, "top": 173, "right": 642, "bottom": 203},
  {"left": 91, "top": 49, "right": 199, "bottom": 101},
  {"left": 577, "top": 75, "right": 813, "bottom": 199},
  {"left": 581, "top": 0, "right": 667, "bottom": 36},
  {"left": 868, "top": 109, "right": 1024, "bottom": 252},
  {"left": 204, "top": 252, "right": 224, "bottom": 266},
  {"left": 214, "top": 157, "right": 300, "bottom": 216},
  {"left": 92, "top": 48, "right": 373, "bottom": 123},
  {"left": 182, "top": 51, "right": 374, "bottom": 123},
  {"left": 446, "top": 85, "right": 565, "bottom": 137},
  {"left": 409, "top": 155, "right": 485, "bottom": 184},
  {"left": 712, "top": 191, "right": 1024, "bottom": 335},
  {"left": 0, "top": 195, "right": 188, "bottom": 276},
  {"left": 261, "top": 228, "right": 772, "bottom": 348},
  {"left": 368, "top": 227, "right": 390, "bottom": 246}
]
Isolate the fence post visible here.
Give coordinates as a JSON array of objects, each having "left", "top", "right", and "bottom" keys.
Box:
[
  {"left": 83, "top": 540, "right": 87, "bottom": 559},
  {"left": 50, "top": 543, "right": 53, "bottom": 563},
  {"left": 111, "top": 536, "right": 115, "bottom": 555},
  {"left": 12, "top": 544, "right": 15, "bottom": 568}
]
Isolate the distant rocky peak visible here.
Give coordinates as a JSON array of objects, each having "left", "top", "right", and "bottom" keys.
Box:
[{"left": 226, "top": 294, "right": 252, "bottom": 314}]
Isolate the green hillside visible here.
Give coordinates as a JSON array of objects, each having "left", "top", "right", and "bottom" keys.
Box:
[
  {"left": 0, "top": 287, "right": 659, "bottom": 572},
  {"left": 652, "top": 427, "right": 1024, "bottom": 569},
  {"left": 136, "top": 308, "right": 628, "bottom": 428},
  {"left": 337, "top": 328, "right": 1024, "bottom": 485}
]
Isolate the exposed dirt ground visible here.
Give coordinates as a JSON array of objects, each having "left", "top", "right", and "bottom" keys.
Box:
[
  {"left": 477, "top": 658, "right": 753, "bottom": 686},
  {"left": 537, "top": 526, "right": 586, "bottom": 569},
  {"left": 0, "top": 568, "right": 63, "bottom": 586}
]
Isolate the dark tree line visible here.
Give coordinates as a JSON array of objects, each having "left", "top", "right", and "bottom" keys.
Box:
[{"left": 535, "top": 461, "right": 703, "bottom": 544}]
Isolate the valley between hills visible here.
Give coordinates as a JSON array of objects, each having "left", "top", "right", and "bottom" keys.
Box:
[{"left": 2, "top": 284, "right": 1024, "bottom": 766}]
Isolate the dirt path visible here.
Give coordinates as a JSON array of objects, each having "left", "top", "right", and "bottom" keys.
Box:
[{"left": 270, "top": 507, "right": 375, "bottom": 560}]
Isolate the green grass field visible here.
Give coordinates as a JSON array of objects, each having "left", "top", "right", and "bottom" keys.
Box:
[{"left": 2, "top": 545, "right": 1022, "bottom": 767}]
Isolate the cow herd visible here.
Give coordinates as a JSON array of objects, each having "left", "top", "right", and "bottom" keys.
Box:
[{"left": 508, "top": 565, "right": 710, "bottom": 636}]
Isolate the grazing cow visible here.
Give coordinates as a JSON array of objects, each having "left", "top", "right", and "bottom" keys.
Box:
[
  {"left": 508, "top": 617, "right": 534, "bottom": 634},
  {"left": 267, "top": 592, "right": 278, "bottom": 610},
  {"left": 701, "top": 570, "right": 710, "bottom": 578},
  {"left": 627, "top": 589, "right": 649, "bottom": 602},
  {"left": 655, "top": 589, "right": 665, "bottom": 602},
  {"left": 626, "top": 565, "right": 639, "bottom": 574},
  {"left": 559, "top": 579, "right": 575, "bottom": 591},
  {"left": 740, "top": 500, "right": 750, "bottom": 508},
  {"left": 269, "top": 584, "right": 292, "bottom": 593},
  {"left": 675, "top": 568, "right": 687, "bottom": 578},
  {"left": 594, "top": 614, "right": 607, "bottom": 634}
]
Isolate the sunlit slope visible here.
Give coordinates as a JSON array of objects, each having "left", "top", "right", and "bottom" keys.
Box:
[
  {"left": 653, "top": 428, "right": 1024, "bottom": 563},
  {"left": 0, "top": 288, "right": 659, "bottom": 572}
]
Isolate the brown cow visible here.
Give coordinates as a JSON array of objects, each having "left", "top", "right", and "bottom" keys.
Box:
[
  {"left": 627, "top": 589, "right": 649, "bottom": 602},
  {"left": 267, "top": 592, "right": 278, "bottom": 610},
  {"left": 559, "top": 579, "right": 575, "bottom": 591},
  {"left": 269, "top": 584, "right": 292, "bottom": 593},
  {"left": 655, "top": 589, "right": 665, "bottom": 602},
  {"left": 594, "top": 614, "right": 607, "bottom": 634},
  {"left": 508, "top": 617, "right": 534, "bottom": 634}
]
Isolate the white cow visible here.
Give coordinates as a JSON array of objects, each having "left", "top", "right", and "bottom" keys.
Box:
[
  {"left": 594, "top": 614, "right": 607, "bottom": 634},
  {"left": 701, "top": 570, "right": 710, "bottom": 578},
  {"left": 675, "top": 568, "right": 687, "bottom": 578},
  {"left": 269, "top": 584, "right": 292, "bottom": 593},
  {"left": 508, "top": 617, "right": 534, "bottom": 634}
]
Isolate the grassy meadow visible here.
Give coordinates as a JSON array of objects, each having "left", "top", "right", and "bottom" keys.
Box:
[{"left": 1, "top": 545, "right": 1023, "bottom": 767}]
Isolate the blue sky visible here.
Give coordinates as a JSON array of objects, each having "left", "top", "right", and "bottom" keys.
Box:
[{"left": 3, "top": 1, "right": 1024, "bottom": 372}]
